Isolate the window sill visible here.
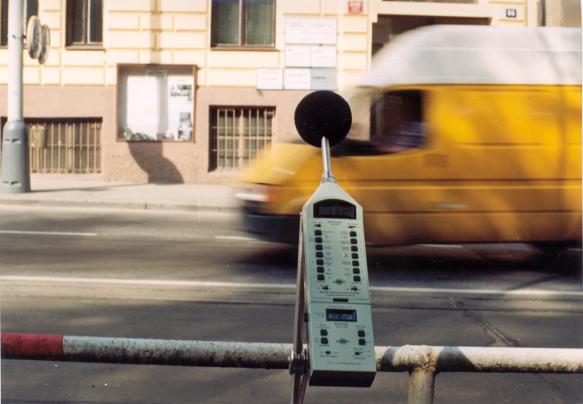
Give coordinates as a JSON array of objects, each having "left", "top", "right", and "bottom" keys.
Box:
[
  {"left": 65, "top": 45, "right": 105, "bottom": 51},
  {"left": 210, "top": 46, "right": 277, "bottom": 52}
]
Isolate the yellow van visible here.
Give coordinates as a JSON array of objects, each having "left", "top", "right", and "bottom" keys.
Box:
[{"left": 237, "top": 25, "right": 582, "bottom": 246}]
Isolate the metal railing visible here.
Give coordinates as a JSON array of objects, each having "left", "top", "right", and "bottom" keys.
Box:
[{"left": 2, "top": 333, "right": 583, "bottom": 404}]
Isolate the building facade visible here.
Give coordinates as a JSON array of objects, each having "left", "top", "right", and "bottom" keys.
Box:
[{"left": 0, "top": 0, "right": 576, "bottom": 183}]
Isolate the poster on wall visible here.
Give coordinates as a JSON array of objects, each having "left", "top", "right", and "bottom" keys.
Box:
[
  {"left": 168, "top": 75, "right": 194, "bottom": 140},
  {"left": 119, "top": 66, "right": 194, "bottom": 141}
]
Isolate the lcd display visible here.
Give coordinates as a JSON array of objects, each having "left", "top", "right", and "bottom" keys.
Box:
[
  {"left": 314, "top": 199, "right": 356, "bottom": 219},
  {"left": 326, "top": 308, "right": 357, "bottom": 322}
]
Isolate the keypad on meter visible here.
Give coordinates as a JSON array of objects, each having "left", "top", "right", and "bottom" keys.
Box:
[{"left": 306, "top": 219, "right": 370, "bottom": 303}]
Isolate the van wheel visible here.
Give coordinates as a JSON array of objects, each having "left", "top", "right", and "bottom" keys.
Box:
[{"left": 533, "top": 242, "right": 580, "bottom": 272}]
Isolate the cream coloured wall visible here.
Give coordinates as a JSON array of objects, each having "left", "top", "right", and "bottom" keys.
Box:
[
  {"left": 0, "top": 0, "right": 538, "bottom": 183},
  {"left": 0, "top": 0, "right": 535, "bottom": 88}
]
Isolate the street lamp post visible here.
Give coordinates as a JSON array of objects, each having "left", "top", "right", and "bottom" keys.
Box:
[{"left": 0, "top": 0, "right": 29, "bottom": 193}]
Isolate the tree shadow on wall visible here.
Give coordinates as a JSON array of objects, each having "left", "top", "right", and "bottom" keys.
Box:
[{"left": 128, "top": 141, "right": 184, "bottom": 184}]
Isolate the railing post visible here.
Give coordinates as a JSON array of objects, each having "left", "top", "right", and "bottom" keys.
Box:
[{"left": 408, "top": 367, "right": 435, "bottom": 404}]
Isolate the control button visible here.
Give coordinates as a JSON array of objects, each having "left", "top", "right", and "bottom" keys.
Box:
[
  {"left": 350, "top": 231, "right": 357, "bottom": 237},
  {"left": 326, "top": 351, "right": 331, "bottom": 355},
  {"left": 315, "top": 237, "right": 322, "bottom": 243},
  {"left": 351, "top": 286, "right": 358, "bottom": 291},
  {"left": 353, "top": 268, "right": 360, "bottom": 274},
  {"left": 355, "top": 352, "right": 361, "bottom": 356},
  {"left": 316, "top": 244, "right": 323, "bottom": 251},
  {"left": 358, "top": 330, "right": 366, "bottom": 337},
  {"left": 358, "top": 339, "right": 366, "bottom": 346},
  {"left": 353, "top": 276, "right": 361, "bottom": 282},
  {"left": 352, "top": 260, "right": 360, "bottom": 266},
  {"left": 351, "top": 253, "right": 359, "bottom": 259},
  {"left": 322, "top": 286, "right": 329, "bottom": 290},
  {"left": 317, "top": 259, "right": 324, "bottom": 265},
  {"left": 316, "top": 252, "right": 324, "bottom": 258},
  {"left": 351, "top": 246, "right": 358, "bottom": 252},
  {"left": 320, "top": 329, "right": 328, "bottom": 336},
  {"left": 315, "top": 230, "right": 322, "bottom": 236},
  {"left": 317, "top": 274, "right": 325, "bottom": 281},
  {"left": 321, "top": 337, "right": 329, "bottom": 345},
  {"left": 350, "top": 239, "right": 358, "bottom": 245},
  {"left": 317, "top": 266, "right": 324, "bottom": 273}
]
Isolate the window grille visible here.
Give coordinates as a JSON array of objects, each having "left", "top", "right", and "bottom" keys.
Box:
[{"left": 209, "top": 107, "right": 274, "bottom": 171}]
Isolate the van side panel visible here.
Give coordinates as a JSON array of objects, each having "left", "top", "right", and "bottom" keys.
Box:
[
  {"left": 346, "top": 85, "right": 577, "bottom": 245},
  {"left": 562, "top": 86, "right": 582, "bottom": 240}
]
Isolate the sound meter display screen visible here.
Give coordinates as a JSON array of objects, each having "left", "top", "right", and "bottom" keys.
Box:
[
  {"left": 326, "top": 308, "right": 357, "bottom": 322},
  {"left": 314, "top": 199, "right": 356, "bottom": 219}
]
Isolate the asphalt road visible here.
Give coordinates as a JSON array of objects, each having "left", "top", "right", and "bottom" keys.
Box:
[{"left": 1, "top": 206, "right": 582, "bottom": 403}]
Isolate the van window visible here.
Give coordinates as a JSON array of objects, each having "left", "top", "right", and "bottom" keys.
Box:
[{"left": 370, "top": 90, "right": 425, "bottom": 153}]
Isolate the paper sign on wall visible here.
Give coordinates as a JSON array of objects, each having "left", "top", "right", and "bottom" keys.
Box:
[
  {"left": 284, "top": 68, "right": 311, "bottom": 90},
  {"left": 285, "top": 17, "right": 337, "bottom": 45},
  {"left": 311, "top": 46, "right": 336, "bottom": 67},
  {"left": 257, "top": 69, "right": 284, "bottom": 90},
  {"left": 285, "top": 46, "right": 311, "bottom": 67}
]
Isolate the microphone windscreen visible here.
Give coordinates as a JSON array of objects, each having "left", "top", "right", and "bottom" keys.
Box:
[{"left": 294, "top": 91, "right": 352, "bottom": 148}]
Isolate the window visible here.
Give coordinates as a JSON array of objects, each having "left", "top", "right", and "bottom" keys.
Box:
[
  {"left": 66, "top": 0, "right": 102, "bottom": 46},
  {"left": 211, "top": 0, "right": 275, "bottom": 47},
  {"left": 370, "top": 91, "right": 426, "bottom": 152},
  {"left": 210, "top": 107, "right": 274, "bottom": 170},
  {"left": 1, "top": 0, "right": 38, "bottom": 47},
  {"left": 383, "top": 0, "right": 477, "bottom": 3}
]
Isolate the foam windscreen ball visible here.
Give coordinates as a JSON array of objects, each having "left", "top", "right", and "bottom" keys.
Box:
[{"left": 294, "top": 90, "right": 352, "bottom": 148}]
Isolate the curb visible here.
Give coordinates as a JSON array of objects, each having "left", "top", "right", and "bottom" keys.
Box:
[{"left": 0, "top": 198, "right": 239, "bottom": 213}]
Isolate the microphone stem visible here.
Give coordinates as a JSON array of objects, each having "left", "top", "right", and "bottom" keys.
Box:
[{"left": 321, "top": 137, "right": 335, "bottom": 183}]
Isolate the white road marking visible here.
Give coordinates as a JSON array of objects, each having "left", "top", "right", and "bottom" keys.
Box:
[
  {"left": 0, "top": 230, "right": 98, "bottom": 237},
  {"left": 418, "top": 244, "right": 464, "bottom": 249},
  {"left": 1, "top": 276, "right": 582, "bottom": 298},
  {"left": 214, "top": 235, "right": 258, "bottom": 242}
]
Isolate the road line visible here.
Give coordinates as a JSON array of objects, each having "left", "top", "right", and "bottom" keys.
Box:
[
  {"left": 0, "top": 276, "right": 294, "bottom": 290},
  {"left": 418, "top": 244, "right": 464, "bottom": 249},
  {"left": 214, "top": 235, "right": 258, "bottom": 242},
  {"left": 1, "top": 276, "right": 582, "bottom": 298},
  {"left": 0, "top": 230, "right": 98, "bottom": 237}
]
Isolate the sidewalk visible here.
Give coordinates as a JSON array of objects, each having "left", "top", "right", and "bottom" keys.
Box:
[{"left": 0, "top": 177, "right": 239, "bottom": 212}]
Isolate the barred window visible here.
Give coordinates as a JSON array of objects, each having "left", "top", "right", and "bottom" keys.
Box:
[
  {"left": 209, "top": 107, "right": 274, "bottom": 171},
  {"left": 66, "top": 0, "right": 102, "bottom": 46},
  {"left": 0, "top": 117, "right": 102, "bottom": 174}
]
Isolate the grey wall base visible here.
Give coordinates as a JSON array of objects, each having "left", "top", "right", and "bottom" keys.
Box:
[{"left": 1, "top": 120, "right": 30, "bottom": 193}]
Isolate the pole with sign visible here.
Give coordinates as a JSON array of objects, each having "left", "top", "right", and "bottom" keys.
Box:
[{"left": 1, "top": 1, "right": 50, "bottom": 193}]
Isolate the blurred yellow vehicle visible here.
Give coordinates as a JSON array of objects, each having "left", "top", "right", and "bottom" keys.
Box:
[{"left": 237, "top": 25, "right": 582, "bottom": 246}]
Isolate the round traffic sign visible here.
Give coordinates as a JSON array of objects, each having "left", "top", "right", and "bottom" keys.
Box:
[
  {"left": 26, "top": 16, "right": 42, "bottom": 60},
  {"left": 38, "top": 24, "right": 51, "bottom": 65}
]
